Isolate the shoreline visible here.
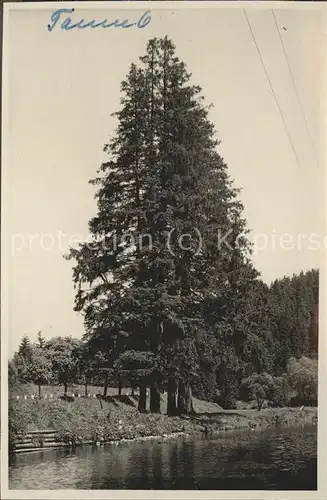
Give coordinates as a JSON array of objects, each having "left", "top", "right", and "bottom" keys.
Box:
[{"left": 11, "top": 406, "right": 318, "bottom": 455}]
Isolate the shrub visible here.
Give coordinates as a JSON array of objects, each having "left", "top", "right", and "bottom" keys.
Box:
[
  {"left": 269, "top": 376, "right": 290, "bottom": 407},
  {"left": 239, "top": 372, "right": 277, "bottom": 410},
  {"left": 8, "top": 399, "right": 32, "bottom": 451},
  {"left": 286, "top": 356, "right": 317, "bottom": 406}
]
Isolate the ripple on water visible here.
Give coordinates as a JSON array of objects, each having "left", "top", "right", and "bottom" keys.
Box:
[{"left": 9, "top": 425, "right": 317, "bottom": 490}]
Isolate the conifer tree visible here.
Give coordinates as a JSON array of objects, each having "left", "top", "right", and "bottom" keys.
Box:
[
  {"left": 67, "top": 37, "right": 263, "bottom": 414},
  {"left": 268, "top": 269, "right": 319, "bottom": 374},
  {"left": 37, "top": 331, "right": 46, "bottom": 350},
  {"left": 18, "top": 335, "right": 33, "bottom": 362}
]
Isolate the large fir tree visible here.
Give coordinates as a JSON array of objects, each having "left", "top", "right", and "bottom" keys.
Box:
[{"left": 68, "top": 37, "right": 261, "bottom": 414}]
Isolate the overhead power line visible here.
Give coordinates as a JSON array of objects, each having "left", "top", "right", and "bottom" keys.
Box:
[
  {"left": 243, "top": 9, "right": 302, "bottom": 171},
  {"left": 272, "top": 9, "right": 319, "bottom": 169}
]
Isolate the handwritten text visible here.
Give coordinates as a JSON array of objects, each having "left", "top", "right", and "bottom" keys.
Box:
[{"left": 48, "top": 9, "right": 151, "bottom": 32}]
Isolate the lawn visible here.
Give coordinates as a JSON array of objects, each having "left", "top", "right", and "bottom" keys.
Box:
[{"left": 10, "top": 382, "right": 225, "bottom": 414}]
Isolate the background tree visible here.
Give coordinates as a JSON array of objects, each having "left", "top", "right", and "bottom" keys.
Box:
[
  {"left": 114, "top": 350, "right": 155, "bottom": 411},
  {"left": 28, "top": 347, "right": 52, "bottom": 397},
  {"left": 8, "top": 360, "right": 19, "bottom": 390},
  {"left": 37, "top": 331, "right": 46, "bottom": 350},
  {"left": 73, "top": 340, "right": 107, "bottom": 396},
  {"left": 268, "top": 270, "right": 318, "bottom": 374},
  {"left": 17, "top": 335, "right": 33, "bottom": 363},
  {"left": 46, "top": 337, "right": 80, "bottom": 394},
  {"left": 239, "top": 372, "right": 277, "bottom": 411},
  {"left": 286, "top": 356, "right": 318, "bottom": 406},
  {"left": 8, "top": 264, "right": 319, "bottom": 409},
  {"left": 10, "top": 352, "right": 31, "bottom": 384}
]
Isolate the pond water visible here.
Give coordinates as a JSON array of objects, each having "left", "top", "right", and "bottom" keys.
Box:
[{"left": 9, "top": 425, "right": 317, "bottom": 490}]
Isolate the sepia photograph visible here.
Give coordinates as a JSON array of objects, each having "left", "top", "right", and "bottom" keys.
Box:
[{"left": 1, "top": 1, "right": 326, "bottom": 497}]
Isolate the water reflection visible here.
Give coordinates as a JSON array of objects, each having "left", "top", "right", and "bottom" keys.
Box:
[{"left": 9, "top": 425, "right": 317, "bottom": 490}]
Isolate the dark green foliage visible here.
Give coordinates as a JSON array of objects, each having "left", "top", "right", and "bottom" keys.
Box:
[
  {"left": 11, "top": 341, "right": 52, "bottom": 396},
  {"left": 28, "top": 347, "right": 53, "bottom": 397},
  {"left": 268, "top": 270, "right": 319, "bottom": 374},
  {"left": 269, "top": 376, "right": 290, "bottom": 408},
  {"left": 66, "top": 36, "right": 260, "bottom": 414},
  {"left": 239, "top": 373, "right": 278, "bottom": 410},
  {"left": 72, "top": 341, "right": 106, "bottom": 396},
  {"left": 37, "top": 331, "right": 46, "bottom": 350},
  {"left": 286, "top": 357, "right": 318, "bottom": 406},
  {"left": 9, "top": 399, "right": 33, "bottom": 451},
  {"left": 8, "top": 360, "right": 19, "bottom": 391},
  {"left": 45, "top": 337, "right": 81, "bottom": 393},
  {"left": 10, "top": 352, "right": 30, "bottom": 384},
  {"left": 18, "top": 335, "right": 33, "bottom": 359}
]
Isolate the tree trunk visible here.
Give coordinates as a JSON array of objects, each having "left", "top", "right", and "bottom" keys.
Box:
[
  {"left": 64, "top": 382, "right": 68, "bottom": 395},
  {"left": 138, "top": 383, "right": 147, "bottom": 412},
  {"left": 185, "top": 382, "right": 194, "bottom": 414},
  {"left": 84, "top": 382, "right": 88, "bottom": 397},
  {"left": 103, "top": 373, "right": 108, "bottom": 398},
  {"left": 118, "top": 381, "right": 122, "bottom": 397},
  {"left": 256, "top": 394, "right": 263, "bottom": 411},
  {"left": 131, "top": 387, "right": 135, "bottom": 397},
  {"left": 167, "top": 378, "right": 177, "bottom": 415},
  {"left": 38, "top": 384, "right": 41, "bottom": 398},
  {"left": 208, "top": 370, "right": 216, "bottom": 399},
  {"left": 177, "top": 380, "right": 194, "bottom": 415},
  {"left": 150, "top": 382, "right": 161, "bottom": 413},
  {"left": 177, "top": 381, "right": 186, "bottom": 414}
]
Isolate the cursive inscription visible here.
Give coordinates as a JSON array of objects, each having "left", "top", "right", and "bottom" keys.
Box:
[{"left": 47, "top": 9, "right": 151, "bottom": 32}]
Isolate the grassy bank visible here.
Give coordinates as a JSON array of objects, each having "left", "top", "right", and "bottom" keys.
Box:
[
  {"left": 9, "top": 382, "right": 225, "bottom": 414},
  {"left": 9, "top": 387, "right": 318, "bottom": 452},
  {"left": 9, "top": 397, "right": 198, "bottom": 449},
  {"left": 192, "top": 406, "right": 318, "bottom": 433}
]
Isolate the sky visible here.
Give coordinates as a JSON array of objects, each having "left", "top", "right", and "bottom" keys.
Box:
[{"left": 3, "top": 3, "right": 325, "bottom": 355}]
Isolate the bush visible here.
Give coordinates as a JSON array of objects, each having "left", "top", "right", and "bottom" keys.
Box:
[
  {"left": 286, "top": 357, "right": 317, "bottom": 406},
  {"left": 269, "top": 376, "right": 290, "bottom": 407},
  {"left": 219, "top": 394, "right": 237, "bottom": 410},
  {"left": 9, "top": 399, "right": 32, "bottom": 451},
  {"left": 239, "top": 372, "right": 278, "bottom": 410}
]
